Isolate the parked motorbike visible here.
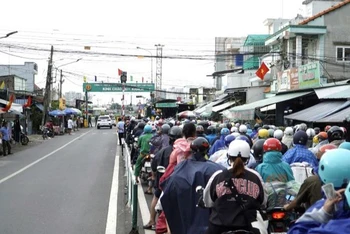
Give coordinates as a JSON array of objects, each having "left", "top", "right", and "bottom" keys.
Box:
[
  {"left": 42, "top": 127, "right": 54, "bottom": 140},
  {"left": 11, "top": 126, "right": 29, "bottom": 145}
]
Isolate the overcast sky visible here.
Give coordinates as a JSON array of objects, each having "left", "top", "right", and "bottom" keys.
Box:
[{"left": 0, "top": 0, "right": 305, "bottom": 104}]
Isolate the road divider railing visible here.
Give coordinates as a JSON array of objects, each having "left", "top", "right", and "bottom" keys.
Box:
[{"left": 123, "top": 139, "right": 139, "bottom": 234}]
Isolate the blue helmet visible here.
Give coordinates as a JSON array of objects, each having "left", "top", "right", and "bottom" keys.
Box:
[
  {"left": 235, "top": 135, "right": 250, "bottom": 144},
  {"left": 339, "top": 142, "right": 350, "bottom": 151},
  {"left": 220, "top": 128, "right": 230, "bottom": 136},
  {"left": 318, "top": 148, "right": 350, "bottom": 188},
  {"left": 224, "top": 135, "right": 236, "bottom": 147},
  {"left": 346, "top": 182, "right": 350, "bottom": 209},
  {"left": 144, "top": 125, "right": 152, "bottom": 133}
]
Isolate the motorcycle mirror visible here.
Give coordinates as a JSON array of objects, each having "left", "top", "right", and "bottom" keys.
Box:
[
  {"left": 195, "top": 186, "right": 203, "bottom": 192},
  {"left": 157, "top": 166, "right": 166, "bottom": 173}
]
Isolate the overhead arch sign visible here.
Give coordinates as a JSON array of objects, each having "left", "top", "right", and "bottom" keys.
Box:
[{"left": 83, "top": 82, "right": 155, "bottom": 92}]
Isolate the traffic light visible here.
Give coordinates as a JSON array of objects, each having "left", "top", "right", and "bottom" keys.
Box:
[
  {"left": 83, "top": 76, "right": 87, "bottom": 83},
  {"left": 121, "top": 71, "right": 127, "bottom": 83}
]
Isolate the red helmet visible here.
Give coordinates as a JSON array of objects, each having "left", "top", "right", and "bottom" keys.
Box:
[
  {"left": 325, "top": 125, "right": 331, "bottom": 132},
  {"left": 263, "top": 138, "right": 282, "bottom": 152}
]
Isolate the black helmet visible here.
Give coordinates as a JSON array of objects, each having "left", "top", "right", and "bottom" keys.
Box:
[
  {"left": 190, "top": 137, "right": 210, "bottom": 153},
  {"left": 226, "top": 123, "right": 232, "bottom": 130},
  {"left": 207, "top": 125, "right": 216, "bottom": 135},
  {"left": 161, "top": 124, "right": 171, "bottom": 134},
  {"left": 314, "top": 127, "right": 320, "bottom": 135},
  {"left": 196, "top": 125, "right": 204, "bottom": 134},
  {"left": 293, "top": 130, "right": 308, "bottom": 145},
  {"left": 252, "top": 139, "right": 266, "bottom": 160},
  {"left": 262, "top": 125, "right": 270, "bottom": 130},
  {"left": 169, "top": 126, "right": 182, "bottom": 140},
  {"left": 327, "top": 126, "right": 344, "bottom": 142},
  {"left": 138, "top": 122, "right": 145, "bottom": 129}
]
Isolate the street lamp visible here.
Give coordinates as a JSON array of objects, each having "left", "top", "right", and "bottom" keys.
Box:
[
  {"left": 55, "top": 58, "right": 83, "bottom": 98},
  {"left": 0, "top": 31, "right": 18, "bottom": 39},
  {"left": 136, "top": 47, "right": 153, "bottom": 83}
]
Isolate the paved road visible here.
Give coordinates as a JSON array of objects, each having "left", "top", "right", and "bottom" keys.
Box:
[{"left": 0, "top": 128, "right": 131, "bottom": 234}]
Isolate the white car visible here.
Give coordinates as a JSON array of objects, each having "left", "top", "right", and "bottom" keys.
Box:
[
  {"left": 97, "top": 115, "right": 112, "bottom": 129},
  {"left": 109, "top": 115, "right": 116, "bottom": 126}
]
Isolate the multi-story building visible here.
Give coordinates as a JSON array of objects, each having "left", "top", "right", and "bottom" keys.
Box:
[
  {"left": 0, "top": 62, "right": 38, "bottom": 92},
  {"left": 64, "top": 91, "right": 83, "bottom": 107}
]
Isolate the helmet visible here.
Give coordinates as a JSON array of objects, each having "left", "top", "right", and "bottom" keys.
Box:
[
  {"left": 157, "top": 119, "right": 164, "bottom": 126},
  {"left": 144, "top": 125, "right": 152, "bottom": 133},
  {"left": 239, "top": 124, "right": 248, "bottom": 133},
  {"left": 220, "top": 128, "right": 230, "bottom": 136},
  {"left": 273, "top": 129, "right": 284, "bottom": 140},
  {"left": 161, "top": 124, "right": 171, "bottom": 134},
  {"left": 231, "top": 126, "right": 238, "bottom": 133},
  {"left": 306, "top": 128, "right": 316, "bottom": 138},
  {"left": 155, "top": 116, "right": 160, "bottom": 120},
  {"left": 263, "top": 138, "right": 282, "bottom": 152},
  {"left": 231, "top": 132, "right": 240, "bottom": 138},
  {"left": 284, "top": 127, "right": 294, "bottom": 136},
  {"left": 293, "top": 131, "right": 308, "bottom": 145},
  {"left": 226, "top": 123, "right": 232, "bottom": 130},
  {"left": 314, "top": 127, "right": 320, "bottom": 135},
  {"left": 340, "top": 127, "right": 348, "bottom": 137},
  {"left": 190, "top": 137, "right": 210, "bottom": 153},
  {"left": 327, "top": 126, "right": 344, "bottom": 142},
  {"left": 196, "top": 125, "right": 205, "bottom": 134},
  {"left": 317, "top": 144, "right": 337, "bottom": 159},
  {"left": 169, "top": 126, "right": 182, "bottom": 140},
  {"left": 339, "top": 142, "right": 350, "bottom": 151},
  {"left": 317, "top": 131, "right": 328, "bottom": 141},
  {"left": 258, "top": 129, "right": 269, "bottom": 139},
  {"left": 262, "top": 125, "right": 270, "bottom": 130},
  {"left": 227, "top": 140, "right": 251, "bottom": 159},
  {"left": 138, "top": 122, "right": 145, "bottom": 129},
  {"left": 345, "top": 182, "right": 350, "bottom": 209},
  {"left": 313, "top": 135, "right": 319, "bottom": 145},
  {"left": 325, "top": 125, "right": 331, "bottom": 132},
  {"left": 224, "top": 135, "right": 236, "bottom": 147},
  {"left": 268, "top": 129, "right": 275, "bottom": 138},
  {"left": 235, "top": 135, "right": 250, "bottom": 145},
  {"left": 252, "top": 139, "right": 266, "bottom": 160},
  {"left": 207, "top": 126, "right": 216, "bottom": 135},
  {"left": 297, "top": 123, "right": 307, "bottom": 132},
  {"left": 318, "top": 148, "right": 350, "bottom": 188},
  {"left": 254, "top": 123, "right": 260, "bottom": 130}
]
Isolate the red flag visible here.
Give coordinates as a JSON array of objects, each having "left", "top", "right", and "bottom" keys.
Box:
[
  {"left": 118, "top": 69, "right": 123, "bottom": 76},
  {"left": 255, "top": 62, "right": 270, "bottom": 80},
  {"left": 2, "top": 94, "right": 15, "bottom": 112},
  {"left": 24, "top": 96, "right": 32, "bottom": 108}
]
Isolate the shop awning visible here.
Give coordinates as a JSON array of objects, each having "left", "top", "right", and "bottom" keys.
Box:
[
  {"left": 316, "top": 106, "right": 350, "bottom": 123},
  {"left": 315, "top": 85, "right": 350, "bottom": 99},
  {"left": 284, "top": 101, "right": 350, "bottom": 122},
  {"left": 227, "top": 91, "right": 312, "bottom": 120},
  {"left": 212, "top": 101, "right": 236, "bottom": 113},
  {"left": 260, "top": 104, "right": 276, "bottom": 112},
  {"left": 194, "top": 94, "right": 228, "bottom": 114}
]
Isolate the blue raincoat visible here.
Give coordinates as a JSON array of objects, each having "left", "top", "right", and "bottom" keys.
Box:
[
  {"left": 288, "top": 199, "right": 350, "bottom": 234},
  {"left": 160, "top": 154, "right": 225, "bottom": 234},
  {"left": 206, "top": 133, "right": 217, "bottom": 146},
  {"left": 282, "top": 144, "right": 319, "bottom": 169},
  {"left": 256, "top": 151, "right": 295, "bottom": 182},
  {"left": 208, "top": 135, "right": 226, "bottom": 156}
]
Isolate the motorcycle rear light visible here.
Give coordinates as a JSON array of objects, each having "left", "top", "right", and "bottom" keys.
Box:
[{"left": 272, "top": 211, "right": 286, "bottom": 220}]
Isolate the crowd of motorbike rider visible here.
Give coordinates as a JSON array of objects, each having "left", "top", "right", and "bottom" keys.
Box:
[{"left": 123, "top": 115, "right": 350, "bottom": 234}]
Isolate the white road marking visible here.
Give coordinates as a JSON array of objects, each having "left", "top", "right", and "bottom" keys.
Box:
[
  {"left": 138, "top": 183, "right": 154, "bottom": 234},
  {"left": 0, "top": 130, "right": 93, "bottom": 185},
  {"left": 105, "top": 151, "right": 120, "bottom": 234}
]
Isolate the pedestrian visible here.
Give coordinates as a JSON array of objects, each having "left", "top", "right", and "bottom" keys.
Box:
[
  {"left": 117, "top": 117, "right": 125, "bottom": 145},
  {"left": 95, "top": 115, "right": 98, "bottom": 127},
  {"left": 88, "top": 115, "right": 92, "bottom": 127},
  {"left": 67, "top": 117, "right": 73, "bottom": 135},
  {"left": 1, "top": 122, "right": 12, "bottom": 156},
  {"left": 13, "top": 115, "right": 21, "bottom": 144}
]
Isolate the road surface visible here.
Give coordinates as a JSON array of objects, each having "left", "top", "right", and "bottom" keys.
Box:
[{"left": 0, "top": 128, "right": 143, "bottom": 234}]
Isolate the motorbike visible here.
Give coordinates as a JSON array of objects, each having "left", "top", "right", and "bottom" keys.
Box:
[
  {"left": 12, "top": 126, "right": 29, "bottom": 145},
  {"left": 140, "top": 153, "right": 153, "bottom": 184},
  {"left": 42, "top": 127, "right": 54, "bottom": 140}
]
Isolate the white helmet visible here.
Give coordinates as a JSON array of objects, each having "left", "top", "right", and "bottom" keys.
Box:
[
  {"left": 274, "top": 129, "right": 284, "bottom": 140},
  {"left": 231, "top": 126, "right": 238, "bottom": 133},
  {"left": 306, "top": 128, "right": 316, "bottom": 138},
  {"left": 239, "top": 124, "right": 248, "bottom": 133},
  {"left": 231, "top": 132, "right": 240, "bottom": 138},
  {"left": 227, "top": 140, "right": 251, "bottom": 159},
  {"left": 284, "top": 127, "right": 293, "bottom": 136}
]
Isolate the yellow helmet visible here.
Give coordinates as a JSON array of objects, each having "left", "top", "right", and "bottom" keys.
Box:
[
  {"left": 258, "top": 129, "right": 269, "bottom": 139},
  {"left": 313, "top": 135, "right": 319, "bottom": 144}
]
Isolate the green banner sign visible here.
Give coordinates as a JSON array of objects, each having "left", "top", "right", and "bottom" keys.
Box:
[
  {"left": 156, "top": 102, "right": 178, "bottom": 108},
  {"left": 298, "top": 61, "right": 321, "bottom": 89},
  {"left": 83, "top": 82, "right": 155, "bottom": 92}
]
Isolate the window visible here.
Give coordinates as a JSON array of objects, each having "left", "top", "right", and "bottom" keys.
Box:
[{"left": 336, "top": 46, "right": 350, "bottom": 62}]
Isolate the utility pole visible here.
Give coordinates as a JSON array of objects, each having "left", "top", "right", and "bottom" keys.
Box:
[
  {"left": 41, "top": 45, "right": 54, "bottom": 128},
  {"left": 59, "top": 69, "right": 63, "bottom": 98}
]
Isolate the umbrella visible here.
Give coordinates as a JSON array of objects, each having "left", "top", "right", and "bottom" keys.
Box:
[
  {"left": 70, "top": 108, "right": 82, "bottom": 115},
  {"left": 49, "top": 110, "right": 66, "bottom": 116},
  {"left": 177, "top": 110, "right": 195, "bottom": 119},
  {"left": 63, "top": 108, "right": 77, "bottom": 115}
]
